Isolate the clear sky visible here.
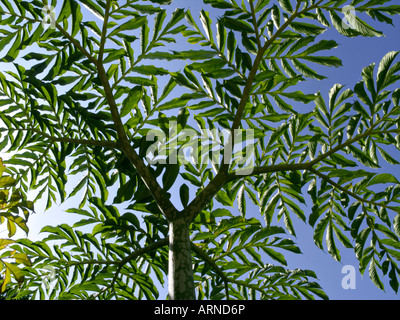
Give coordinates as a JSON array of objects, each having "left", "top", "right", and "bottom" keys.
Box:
[{"left": 2, "top": 0, "right": 400, "bottom": 300}]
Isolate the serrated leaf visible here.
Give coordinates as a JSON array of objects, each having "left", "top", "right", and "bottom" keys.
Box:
[
  {"left": 263, "top": 193, "right": 279, "bottom": 227},
  {"left": 262, "top": 247, "right": 287, "bottom": 265},
  {"left": 272, "top": 95, "right": 294, "bottom": 112},
  {"left": 200, "top": 9, "right": 213, "bottom": 40},
  {"left": 290, "top": 22, "right": 326, "bottom": 36},
  {"left": 313, "top": 215, "right": 329, "bottom": 250},
  {"left": 376, "top": 51, "right": 399, "bottom": 91},
  {"left": 369, "top": 259, "right": 385, "bottom": 290},
  {"left": 344, "top": 10, "right": 384, "bottom": 38},
  {"left": 326, "top": 222, "right": 341, "bottom": 261},
  {"left": 222, "top": 17, "right": 254, "bottom": 33},
  {"left": 333, "top": 226, "right": 352, "bottom": 249},
  {"left": 292, "top": 59, "right": 326, "bottom": 80},
  {"left": 108, "top": 16, "right": 147, "bottom": 37},
  {"left": 302, "top": 55, "right": 343, "bottom": 68},
  {"left": 316, "top": 8, "right": 330, "bottom": 27},
  {"left": 278, "top": 0, "right": 293, "bottom": 13},
  {"left": 330, "top": 10, "right": 360, "bottom": 37},
  {"left": 348, "top": 145, "right": 379, "bottom": 168}
]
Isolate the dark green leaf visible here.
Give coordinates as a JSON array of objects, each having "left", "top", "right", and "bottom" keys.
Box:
[
  {"left": 290, "top": 22, "right": 326, "bottom": 36},
  {"left": 108, "top": 16, "right": 147, "bottom": 37},
  {"left": 222, "top": 17, "right": 254, "bottom": 33},
  {"left": 179, "top": 183, "right": 190, "bottom": 208}
]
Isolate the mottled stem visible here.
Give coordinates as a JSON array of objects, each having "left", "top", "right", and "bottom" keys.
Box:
[{"left": 168, "top": 216, "right": 195, "bottom": 300}]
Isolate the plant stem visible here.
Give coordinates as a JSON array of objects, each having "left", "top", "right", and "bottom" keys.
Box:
[{"left": 168, "top": 217, "right": 195, "bottom": 300}]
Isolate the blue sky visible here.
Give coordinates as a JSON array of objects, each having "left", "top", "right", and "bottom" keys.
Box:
[{"left": 2, "top": 0, "right": 400, "bottom": 300}]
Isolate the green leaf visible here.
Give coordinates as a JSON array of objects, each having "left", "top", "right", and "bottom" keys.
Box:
[
  {"left": 12, "top": 252, "right": 32, "bottom": 266},
  {"left": 301, "top": 55, "right": 343, "bottom": 68},
  {"left": 389, "top": 265, "right": 399, "bottom": 293},
  {"left": 348, "top": 145, "right": 379, "bottom": 168},
  {"left": 329, "top": 154, "right": 357, "bottom": 167},
  {"left": 212, "top": 208, "right": 233, "bottom": 218},
  {"left": 272, "top": 95, "right": 294, "bottom": 112},
  {"left": 226, "top": 30, "right": 236, "bottom": 63},
  {"left": 146, "top": 50, "right": 217, "bottom": 61},
  {"left": 71, "top": 1, "right": 83, "bottom": 37},
  {"left": 141, "top": 22, "right": 150, "bottom": 55},
  {"left": 188, "top": 59, "right": 227, "bottom": 74},
  {"left": 326, "top": 222, "right": 341, "bottom": 261},
  {"left": 162, "top": 163, "right": 179, "bottom": 191},
  {"left": 279, "top": 91, "right": 317, "bottom": 103},
  {"left": 313, "top": 215, "right": 329, "bottom": 250},
  {"left": 262, "top": 113, "right": 291, "bottom": 122},
  {"left": 330, "top": 10, "right": 360, "bottom": 37},
  {"left": 200, "top": 9, "right": 213, "bottom": 40},
  {"left": 216, "top": 20, "right": 227, "bottom": 52},
  {"left": 203, "top": 0, "right": 236, "bottom": 9},
  {"left": 290, "top": 22, "right": 326, "bottom": 36},
  {"left": 367, "top": 173, "right": 399, "bottom": 187},
  {"left": 4, "top": 262, "right": 24, "bottom": 284},
  {"left": 131, "top": 65, "right": 169, "bottom": 76},
  {"left": 108, "top": 16, "right": 147, "bottom": 37},
  {"left": 376, "top": 51, "right": 399, "bottom": 91},
  {"left": 181, "top": 172, "right": 202, "bottom": 187},
  {"left": 0, "top": 265, "right": 10, "bottom": 293},
  {"left": 344, "top": 10, "right": 384, "bottom": 37},
  {"left": 1, "top": 30, "right": 22, "bottom": 62},
  {"left": 393, "top": 214, "right": 400, "bottom": 238},
  {"left": 369, "top": 259, "right": 385, "bottom": 290},
  {"left": 80, "top": 0, "right": 104, "bottom": 18},
  {"left": 179, "top": 183, "right": 190, "bottom": 208},
  {"left": 149, "top": 0, "right": 173, "bottom": 5},
  {"left": 292, "top": 59, "right": 326, "bottom": 80},
  {"left": 153, "top": 9, "right": 167, "bottom": 40},
  {"left": 263, "top": 193, "right": 280, "bottom": 227},
  {"left": 237, "top": 184, "right": 246, "bottom": 217},
  {"left": 124, "top": 76, "right": 156, "bottom": 86},
  {"left": 378, "top": 147, "right": 400, "bottom": 164},
  {"left": 333, "top": 226, "right": 352, "bottom": 249},
  {"left": 278, "top": 0, "right": 293, "bottom": 13},
  {"left": 262, "top": 247, "right": 287, "bottom": 265},
  {"left": 121, "top": 86, "right": 142, "bottom": 118},
  {"left": 316, "top": 8, "right": 330, "bottom": 27},
  {"left": 165, "top": 8, "right": 186, "bottom": 31},
  {"left": 222, "top": 17, "right": 254, "bottom": 33},
  {"left": 216, "top": 189, "right": 233, "bottom": 207},
  {"left": 103, "top": 48, "right": 126, "bottom": 64},
  {"left": 0, "top": 239, "right": 14, "bottom": 249},
  {"left": 0, "top": 176, "right": 15, "bottom": 188}
]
